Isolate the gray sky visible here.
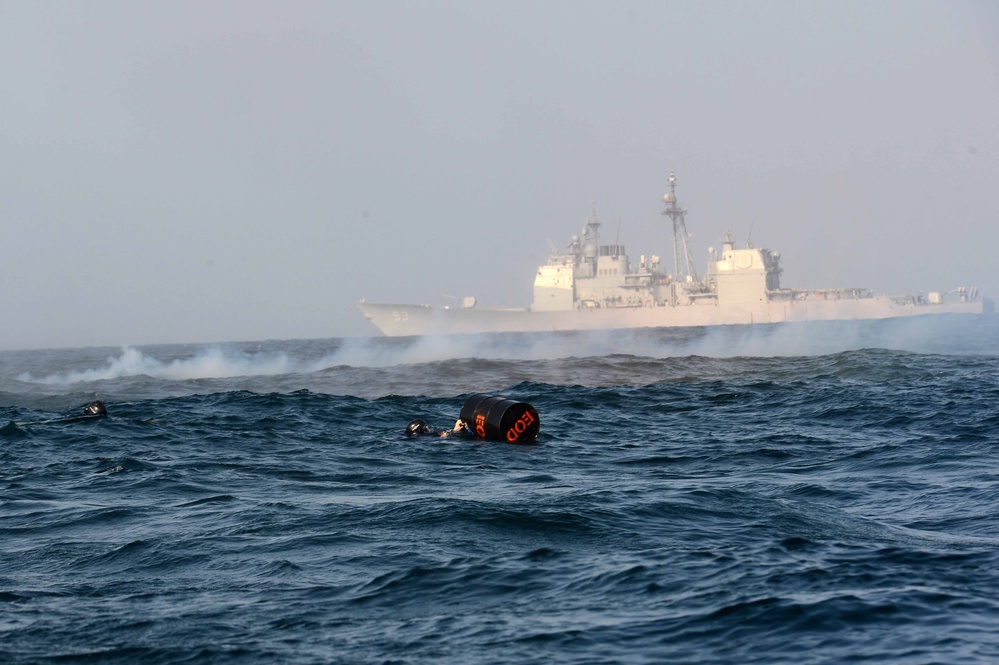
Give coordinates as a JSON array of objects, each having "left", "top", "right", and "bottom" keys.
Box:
[{"left": 2, "top": 0, "right": 997, "bottom": 350}]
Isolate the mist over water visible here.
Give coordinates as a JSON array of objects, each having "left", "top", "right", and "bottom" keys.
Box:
[{"left": 9, "top": 315, "right": 996, "bottom": 394}]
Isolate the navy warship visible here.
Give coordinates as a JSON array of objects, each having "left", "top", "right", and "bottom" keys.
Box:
[{"left": 358, "top": 173, "right": 989, "bottom": 336}]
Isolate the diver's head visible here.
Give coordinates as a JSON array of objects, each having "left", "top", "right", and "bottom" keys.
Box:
[
  {"left": 83, "top": 400, "right": 107, "bottom": 416},
  {"left": 406, "top": 419, "right": 432, "bottom": 437}
]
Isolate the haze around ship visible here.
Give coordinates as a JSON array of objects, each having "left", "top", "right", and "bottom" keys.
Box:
[{"left": 2, "top": 2, "right": 997, "bottom": 350}]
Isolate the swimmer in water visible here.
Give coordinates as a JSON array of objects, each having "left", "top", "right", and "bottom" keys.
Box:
[
  {"left": 14, "top": 400, "right": 108, "bottom": 426},
  {"left": 83, "top": 400, "right": 108, "bottom": 416},
  {"left": 405, "top": 419, "right": 434, "bottom": 437},
  {"left": 404, "top": 418, "right": 473, "bottom": 439}
]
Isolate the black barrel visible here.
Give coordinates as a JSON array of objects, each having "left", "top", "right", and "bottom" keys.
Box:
[{"left": 459, "top": 393, "right": 540, "bottom": 444}]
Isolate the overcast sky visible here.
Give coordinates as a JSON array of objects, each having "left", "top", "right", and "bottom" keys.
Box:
[{"left": 2, "top": 0, "right": 997, "bottom": 350}]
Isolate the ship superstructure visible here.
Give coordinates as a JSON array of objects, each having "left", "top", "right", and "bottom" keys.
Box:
[{"left": 358, "top": 174, "right": 988, "bottom": 336}]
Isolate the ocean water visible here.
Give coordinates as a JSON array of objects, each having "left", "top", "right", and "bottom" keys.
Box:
[{"left": 2, "top": 316, "right": 998, "bottom": 664}]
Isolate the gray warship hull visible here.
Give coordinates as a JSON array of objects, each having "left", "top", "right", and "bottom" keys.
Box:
[
  {"left": 358, "top": 173, "right": 988, "bottom": 337},
  {"left": 358, "top": 297, "right": 989, "bottom": 337}
]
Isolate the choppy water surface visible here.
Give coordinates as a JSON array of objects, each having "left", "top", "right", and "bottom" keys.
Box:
[{"left": 2, "top": 317, "right": 998, "bottom": 663}]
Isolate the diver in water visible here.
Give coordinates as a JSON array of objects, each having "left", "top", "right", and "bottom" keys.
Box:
[
  {"left": 405, "top": 418, "right": 473, "bottom": 439},
  {"left": 83, "top": 400, "right": 108, "bottom": 416},
  {"left": 61, "top": 400, "right": 108, "bottom": 422},
  {"left": 405, "top": 419, "right": 434, "bottom": 437},
  {"left": 13, "top": 400, "right": 108, "bottom": 426}
]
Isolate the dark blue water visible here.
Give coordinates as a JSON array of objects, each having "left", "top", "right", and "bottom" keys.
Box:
[{"left": 3, "top": 317, "right": 998, "bottom": 663}]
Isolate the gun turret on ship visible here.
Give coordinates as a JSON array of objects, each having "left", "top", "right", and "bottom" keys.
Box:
[{"left": 358, "top": 173, "right": 989, "bottom": 336}]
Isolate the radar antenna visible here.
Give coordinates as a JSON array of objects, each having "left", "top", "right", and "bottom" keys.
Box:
[{"left": 661, "top": 171, "right": 698, "bottom": 282}]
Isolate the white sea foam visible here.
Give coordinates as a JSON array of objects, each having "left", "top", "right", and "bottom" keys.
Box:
[{"left": 19, "top": 346, "right": 302, "bottom": 384}]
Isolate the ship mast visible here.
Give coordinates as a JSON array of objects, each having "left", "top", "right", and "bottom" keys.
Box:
[
  {"left": 661, "top": 171, "right": 698, "bottom": 282},
  {"left": 585, "top": 201, "right": 600, "bottom": 241}
]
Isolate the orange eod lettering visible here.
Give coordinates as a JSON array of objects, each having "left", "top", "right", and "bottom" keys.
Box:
[{"left": 505, "top": 410, "right": 536, "bottom": 442}]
